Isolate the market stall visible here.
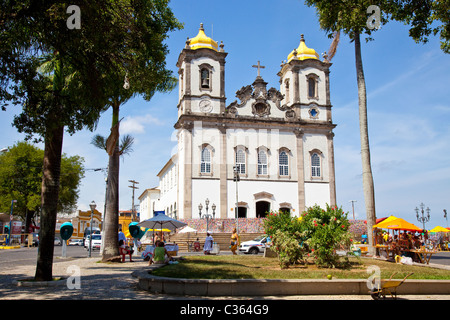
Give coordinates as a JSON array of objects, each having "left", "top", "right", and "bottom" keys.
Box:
[{"left": 372, "top": 216, "right": 435, "bottom": 263}]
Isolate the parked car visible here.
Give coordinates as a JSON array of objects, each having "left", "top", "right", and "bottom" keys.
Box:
[
  {"left": 54, "top": 237, "right": 62, "bottom": 246},
  {"left": 69, "top": 239, "right": 83, "bottom": 246},
  {"left": 239, "top": 235, "right": 268, "bottom": 254},
  {"left": 85, "top": 234, "right": 102, "bottom": 250}
]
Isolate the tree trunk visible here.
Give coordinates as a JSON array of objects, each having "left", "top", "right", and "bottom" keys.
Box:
[
  {"left": 102, "top": 103, "right": 120, "bottom": 261},
  {"left": 354, "top": 33, "right": 376, "bottom": 256},
  {"left": 34, "top": 124, "right": 64, "bottom": 281}
]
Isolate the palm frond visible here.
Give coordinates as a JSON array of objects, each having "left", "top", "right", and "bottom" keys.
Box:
[
  {"left": 119, "top": 134, "right": 134, "bottom": 156},
  {"left": 91, "top": 134, "right": 107, "bottom": 151}
]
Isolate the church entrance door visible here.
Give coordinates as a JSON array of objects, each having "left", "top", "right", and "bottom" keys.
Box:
[{"left": 256, "top": 201, "right": 270, "bottom": 218}]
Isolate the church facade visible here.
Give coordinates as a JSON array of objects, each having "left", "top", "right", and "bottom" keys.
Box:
[{"left": 139, "top": 24, "right": 337, "bottom": 222}]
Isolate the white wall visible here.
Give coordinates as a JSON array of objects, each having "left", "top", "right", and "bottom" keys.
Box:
[{"left": 227, "top": 180, "right": 299, "bottom": 218}]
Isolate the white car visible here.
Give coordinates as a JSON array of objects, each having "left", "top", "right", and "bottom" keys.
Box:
[
  {"left": 239, "top": 235, "right": 268, "bottom": 254},
  {"left": 69, "top": 239, "right": 83, "bottom": 246},
  {"left": 85, "top": 234, "right": 102, "bottom": 250}
]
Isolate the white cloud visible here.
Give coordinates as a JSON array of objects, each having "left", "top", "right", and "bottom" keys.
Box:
[{"left": 120, "top": 114, "right": 164, "bottom": 135}]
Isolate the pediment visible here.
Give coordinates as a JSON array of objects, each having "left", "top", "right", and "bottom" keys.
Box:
[{"left": 254, "top": 191, "right": 274, "bottom": 200}]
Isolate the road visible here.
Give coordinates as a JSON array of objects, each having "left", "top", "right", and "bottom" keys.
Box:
[
  {"left": 0, "top": 244, "right": 100, "bottom": 269},
  {"left": 2, "top": 245, "right": 450, "bottom": 268}
]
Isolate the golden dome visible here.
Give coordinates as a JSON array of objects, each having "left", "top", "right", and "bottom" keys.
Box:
[
  {"left": 188, "top": 23, "right": 218, "bottom": 51},
  {"left": 287, "top": 34, "right": 320, "bottom": 62}
]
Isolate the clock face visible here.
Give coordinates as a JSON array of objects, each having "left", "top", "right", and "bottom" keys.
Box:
[{"left": 199, "top": 98, "right": 212, "bottom": 113}]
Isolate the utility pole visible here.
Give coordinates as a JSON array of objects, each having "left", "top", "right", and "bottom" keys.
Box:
[
  {"left": 349, "top": 200, "right": 357, "bottom": 220},
  {"left": 128, "top": 180, "right": 139, "bottom": 221}
]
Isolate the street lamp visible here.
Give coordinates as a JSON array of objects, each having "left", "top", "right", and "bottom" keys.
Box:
[
  {"left": 349, "top": 200, "right": 357, "bottom": 220},
  {"left": 415, "top": 202, "right": 430, "bottom": 231},
  {"left": 444, "top": 209, "right": 448, "bottom": 228},
  {"left": 88, "top": 200, "right": 96, "bottom": 258},
  {"left": 199, "top": 198, "right": 215, "bottom": 233},
  {"left": 233, "top": 165, "right": 240, "bottom": 234}
]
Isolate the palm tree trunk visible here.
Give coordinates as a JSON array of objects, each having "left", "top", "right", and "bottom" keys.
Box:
[
  {"left": 102, "top": 102, "right": 120, "bottom": 261},
  {"left": 354, "top": 32, "right": 376, "bottom": 256}
]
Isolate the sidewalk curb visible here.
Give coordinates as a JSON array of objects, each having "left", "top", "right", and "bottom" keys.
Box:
[{"left": 132, "top": 268, "right": 450, "bottom": 297}]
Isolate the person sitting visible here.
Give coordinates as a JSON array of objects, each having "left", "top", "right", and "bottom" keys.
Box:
[
  {"left": 361, "top": 232, "right": 368, "bottom": 244},
  {"left": 119, "top": 240, "right": 134, "bottom": 262},
  {"left": 193, "top": 238, "right": 201, "bottom": 252},
  {"left": 152, "top": 241, "right": 170, "bottom": 265}
]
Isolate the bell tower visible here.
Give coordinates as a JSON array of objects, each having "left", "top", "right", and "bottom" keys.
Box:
[{"left": 176, "top": 23, "right": 227, "bottom": 118}]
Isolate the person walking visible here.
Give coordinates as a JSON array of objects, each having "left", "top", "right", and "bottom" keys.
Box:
[
  {"left": 203, "top": 232, "right": 213, "bottom": 255},
  {"left": 230, "top": 228, "right": 239, "bottom": 255}
]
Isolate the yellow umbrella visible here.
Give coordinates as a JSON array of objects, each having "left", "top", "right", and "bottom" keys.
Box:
[
  {"left": 429, "top": 226, "right": 450, "bottom": 233},
  {"left": 373, "top": 215, "right": 398, "bottom": 228},
  {"left": 147, "top": 228, "right": 171, "bottom": 232},
  {"left": 373, "top": 217, "right": 422, "bottom": 232}
]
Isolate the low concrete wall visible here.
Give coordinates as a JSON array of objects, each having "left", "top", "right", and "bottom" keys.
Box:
[{"left": 132, "top": 268, "right": 450, "bottom": 296}]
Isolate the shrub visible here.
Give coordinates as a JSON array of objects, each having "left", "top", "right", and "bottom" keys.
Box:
[
  {"left": 301, "top": 204, "right": 353, "bottom": 268},
  {"left": 263, "top": 211, "right": 307, "bottom": 268},
  {"left": 263, "top": 205, "right": 353, "bottom": 269}
]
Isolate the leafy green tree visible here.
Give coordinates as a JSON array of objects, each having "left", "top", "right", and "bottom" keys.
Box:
[
  {"left": 386, "top": 0, "right": 450, "bottom": 53},
  {"left": 1, "top": 1, "right": 182, "bottom": 279},
  {"left": 0, "top": 141, "right": 84, "bottom": 232}
]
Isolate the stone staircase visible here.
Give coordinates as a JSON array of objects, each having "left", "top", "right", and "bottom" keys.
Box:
[{"left": 168, "top": 232, "right": 265, "bottom": 252}]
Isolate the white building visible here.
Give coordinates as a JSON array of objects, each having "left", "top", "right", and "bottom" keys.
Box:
[{"left": 139, "top": 25, "right": 337, "bottom": 222}]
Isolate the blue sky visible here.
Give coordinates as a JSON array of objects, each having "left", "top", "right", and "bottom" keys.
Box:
[{"left": 1, "top": 0, "right": 449, "bottom": 229}]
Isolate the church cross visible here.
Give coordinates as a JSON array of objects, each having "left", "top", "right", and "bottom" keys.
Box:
[{"left": 252, "top": 60, "right": 265, "bottom": 77}]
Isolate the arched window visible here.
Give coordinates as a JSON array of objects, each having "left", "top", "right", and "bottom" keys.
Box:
[
  {"left": 201, "top": 147, "right": 211, "bottom": 173},
  {"left": 307, "top": 74, "right": 319, "bottom": 99},
  {"left": 279, "top": 151, "right": 289, "bottom": 176},
  {"left": 308, "top": 77, "right": 316, "bottom": 98},
  {"left": 235, "top": 149, "right": 246, "bottom": 174},
  {"left": 311, "top": 153, "right": 321, "bottom": 177},
  {"left": 258, "top": 150, "right": 268, "bottom": 175}
]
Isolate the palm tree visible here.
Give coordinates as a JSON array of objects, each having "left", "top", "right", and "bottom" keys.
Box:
[
  {"left": 305, "top": 0, "right": 388, "bottom": 255},
  {"left": 91, "top": 100, "right": 135, "bottom": 262}
]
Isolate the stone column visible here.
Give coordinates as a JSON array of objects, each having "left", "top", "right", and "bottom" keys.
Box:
[
  {"left": 294, "top": 128, "right": 305, "bottom": 214},
  {"left": 219, "top": 125, "right": 228, "bottom": 219},
  {"left": 327, "top": 131, "right": 337, "bottom": 206}
]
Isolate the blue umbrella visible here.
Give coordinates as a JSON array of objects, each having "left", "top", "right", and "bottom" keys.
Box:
[{"left": 137, "top": 213, "right": 186, "bottom": 231}]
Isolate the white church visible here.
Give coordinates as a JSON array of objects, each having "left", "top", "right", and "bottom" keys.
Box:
[{"left": 139, "top": 24, "right": 337, "bottom": 223}]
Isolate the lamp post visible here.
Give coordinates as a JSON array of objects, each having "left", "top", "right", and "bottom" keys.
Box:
[
  {"left": 199, "top": 198, "right": 215, "bottom": 233},
  {"left": 233, "top": 165, "right": 240, "bottom": 234},
  {"left": 8, "top": 200, "right": 17, "bottom": 245},
  {"left": 444, "top": 209, "right": 448, "bottom": 228},
  {"left": 349, "top": 200, "right": 357, "bottom": 220},
  {"left": 415, "top": 202, "right": 430, "bottom": 231},
  {"left": 88, "top": 201, "right": 96, "bottom": 258}
]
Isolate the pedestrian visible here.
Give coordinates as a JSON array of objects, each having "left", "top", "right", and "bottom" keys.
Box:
[
  {"left": 203, "top": 232, "right": 213, "bottom": 255},
  {"left": 118, "top": 228, "right": 126, "bottom": 245},
  {"left": 230, "top": 228, "right": 239, "bottom": 255}
]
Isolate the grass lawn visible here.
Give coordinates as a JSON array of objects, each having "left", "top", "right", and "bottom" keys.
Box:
[{"left": 152, "top": 255, "right": 450, "bottom": 280}]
